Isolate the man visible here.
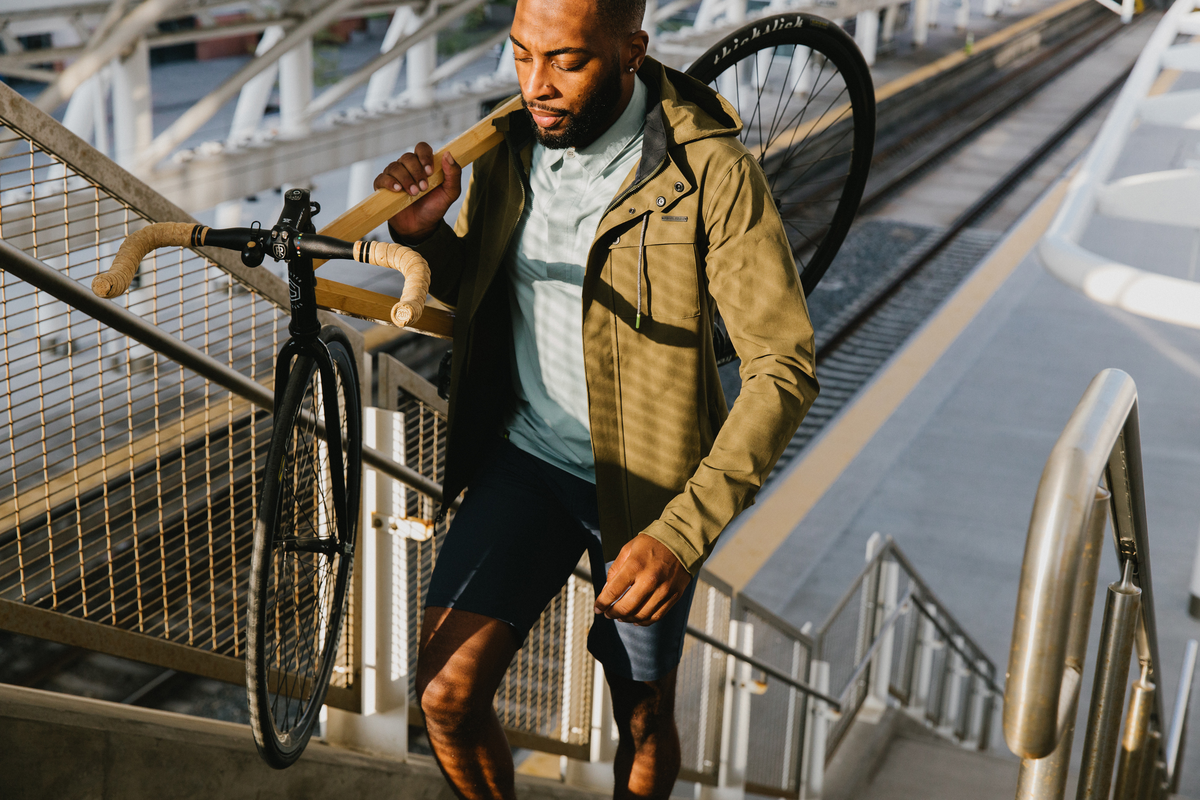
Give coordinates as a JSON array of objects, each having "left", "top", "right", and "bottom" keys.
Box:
[{"left": 374, "top": 1, "right": 818, "bottom": 797}]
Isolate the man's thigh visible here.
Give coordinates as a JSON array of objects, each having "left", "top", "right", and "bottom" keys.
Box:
[{"left": 424, "top": 439, "right": 591, "bottom": 644}]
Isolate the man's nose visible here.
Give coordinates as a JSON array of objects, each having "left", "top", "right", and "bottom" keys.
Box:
[{"left": 523, "top": 60, "right": 558, "bottom": 100}]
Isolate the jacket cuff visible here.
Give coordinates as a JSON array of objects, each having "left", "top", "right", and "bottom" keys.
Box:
[
  {"left": 388, "top": 219, "right": 451, "bottom": 251},
  {"left": 641, "top": 521, "right": 705, "bottom": 575}
]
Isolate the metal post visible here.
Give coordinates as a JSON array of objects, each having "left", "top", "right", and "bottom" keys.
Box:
[
  {"left": 346, "top": 9, "right": 418, "bottom": 213},
  {"left": 225, "top": 25, "right": 286, "bottom": 147},
  {"left": 325, "top": 407, "right": 410, "bottom": 757},
  {"left": 565, "top": 652, "right": 617, "bottom": 791},
  {"left": 111, "top": 37, "right": 151, "bottom": 170},
  {"left": 913, "top": 614, "right": 938, "bottom": 715},
  {"left": 870, "top": 559, "right": 900, "bottom": 707},
  {"left": 804, "top": 660, "right": 831, "bottom": 800},
  {"left": 701, "top": 619, "right": 750, "bottom": 800},
  {"left": 405, "top": 3, "right": 437, "bottom": 107},
  {"left": 1113, "top": 664, "right": 1155, "bottom": 799},
  {"left": 1167, "top": 639, "right": 1198, "bottom": 792},
  {"left": 1015, "top": 489, "right": 1109, "bottom": 799},
  {"left": 855, "top": 9, "right": 879, "bottom": 66},
  {"left": 279, "top": 38, "right": 314, "bottom": 139},
  {"left": 955, "top": 0, "right": 970, "bottom": 30},
  {"left": 881, "top": 5, "right": 899, "bottom": 42},
  {"left": 1076, "top": 559, "right": 1141, "bottom": 800},
  {"left": 1137, "top": 731, "right": 1162, "bottom": 800},
  {"left": 912, "top": 0, "right": 932, "bottom": 47}
]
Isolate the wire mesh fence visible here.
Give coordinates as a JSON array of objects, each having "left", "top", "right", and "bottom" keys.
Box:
[
  {"left": 739, "top": 595, "right": 812, "bottom": 798},
  {"left": 0, "top": 98, "right": 365, "bottom": 694}
]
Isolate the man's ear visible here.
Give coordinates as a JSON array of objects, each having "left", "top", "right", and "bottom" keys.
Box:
[{"left": 625, "top": 30, "right": 649, "bottom": 72}]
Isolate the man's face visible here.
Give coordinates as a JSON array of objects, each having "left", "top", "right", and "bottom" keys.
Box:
[{"left": 510, "top": 0, "right": 628, "bottom": 150}]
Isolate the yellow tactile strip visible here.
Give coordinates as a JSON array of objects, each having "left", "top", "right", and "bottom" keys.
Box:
[{"left": 706, "top": 175, "right": 1073, "bottom": 591}]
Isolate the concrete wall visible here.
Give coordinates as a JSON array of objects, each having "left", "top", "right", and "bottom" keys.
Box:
[{"left": 0, "top": 683, "right": 608, "bottom": 800}]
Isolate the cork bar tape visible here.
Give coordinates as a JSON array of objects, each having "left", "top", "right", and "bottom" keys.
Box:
[
  {"left": 92, "top": 222, "right": 199, "bottom": 298},
  {"left": 351, "top": 240, "right": 430, "bottom": 328}
]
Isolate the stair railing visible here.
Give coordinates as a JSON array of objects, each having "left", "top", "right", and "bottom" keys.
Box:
[{"left": 1004, "top": 368, "right": 1198, "bottom": 799}]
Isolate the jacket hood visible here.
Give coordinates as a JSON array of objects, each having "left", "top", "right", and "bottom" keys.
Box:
[
  {"left": 639, "top": 57, "right": 742, "bottom": 146},
  {"left": 494, "top": 56, "right": 742, "bottom": 150}
]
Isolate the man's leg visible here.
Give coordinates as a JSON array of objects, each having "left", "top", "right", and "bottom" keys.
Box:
[
  {"left": 417, "top": 606, "right": 521, "bottom": 800},
  {"left": 607, "top": 667, "right": 681, "bottom": 800}
]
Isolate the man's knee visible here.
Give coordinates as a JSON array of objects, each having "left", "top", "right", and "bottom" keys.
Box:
[
  {"left": 610, "top": 673, "right": 678, "bottom": 744},
  {"left": 416, "top": 608, "right": 518, "bottom": 733},
  {"left": 417, "top": 659, "right": 489, "bottom": 731}
]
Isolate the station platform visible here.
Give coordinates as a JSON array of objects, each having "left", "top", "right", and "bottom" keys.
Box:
[{"left": 706, "top": 35, "right": 1200, "bottom": 794}]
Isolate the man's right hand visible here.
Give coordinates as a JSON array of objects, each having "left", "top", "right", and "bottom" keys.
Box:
[{"left": 374, "top": 143, "right": 462, "bottom": 243}]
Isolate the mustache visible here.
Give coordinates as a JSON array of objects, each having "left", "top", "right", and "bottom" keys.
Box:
[{"left": 522, "top": 99, "right": 572, "bottom": 117}]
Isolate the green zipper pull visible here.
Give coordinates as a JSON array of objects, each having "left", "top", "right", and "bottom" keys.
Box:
[{"left": 635, "top": 313, "right": 642, "bottom": 330}]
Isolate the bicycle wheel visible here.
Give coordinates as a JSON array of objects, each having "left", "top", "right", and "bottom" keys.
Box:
[
  {"left": 247, "top": 325, "right": 362, "bottom": 769},
  {"left": 687, "top": 13, "right": 875, "bottom": 295}
]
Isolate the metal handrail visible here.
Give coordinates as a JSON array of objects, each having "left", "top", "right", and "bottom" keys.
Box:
[
  {"left": 816, "top": 537, "right": 997, "bottom": 689},
  {"left": 0, "top": 237, "right": 444, "bottom": 502},
  {"left": 684, "top": 626, "right": 842, "bottom": 709},
  {"left": 1004, "top": 368, "right": 1195, "bottom": 799}
]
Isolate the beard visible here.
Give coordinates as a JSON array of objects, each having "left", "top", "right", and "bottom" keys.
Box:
[{"left": 523, "top": 60, "right": 626, "bottom": 150}]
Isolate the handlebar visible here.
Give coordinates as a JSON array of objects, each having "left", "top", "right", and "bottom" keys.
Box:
[{"left": 92, "top": 221, "right": 430, "bottom": 328}]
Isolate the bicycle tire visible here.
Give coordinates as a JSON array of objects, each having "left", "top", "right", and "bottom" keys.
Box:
[
  {"left": 247, "top": 325, "right": 362, "bottom": 769},
  {"left": 687, "top": 13, "right": 876, "bottom": 295}
]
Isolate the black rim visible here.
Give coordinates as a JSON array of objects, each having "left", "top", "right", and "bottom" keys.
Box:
[
  {"left": 687, "top": 14, "right": 875, "bottom": 295},
  {"left": 249, "top": 330, "right": 361, "bottom": 767}
]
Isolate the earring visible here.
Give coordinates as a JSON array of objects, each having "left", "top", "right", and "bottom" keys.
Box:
[{"left": 628, "top": 66, "right": 635, "bottom": 72}]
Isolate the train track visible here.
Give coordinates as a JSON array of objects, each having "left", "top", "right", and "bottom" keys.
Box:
[{"left": 756, "top": 8, "right": 1151, "bottom": 476}]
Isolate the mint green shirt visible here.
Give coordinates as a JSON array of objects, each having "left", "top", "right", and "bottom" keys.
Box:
[{"left": 504, "top": 76, "right": 648, "bottom": 483}]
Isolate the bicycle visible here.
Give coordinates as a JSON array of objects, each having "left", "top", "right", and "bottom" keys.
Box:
[
  {"left": 93, "top": 187, "right": 431, "bottom": 769},
  {"left": 687, "top": 12, "right": 876, "bottom": 297}
]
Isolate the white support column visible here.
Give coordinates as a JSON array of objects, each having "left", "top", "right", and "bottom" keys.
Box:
[
  {"left": 701, "top": 620, "right": 751, "bottom": 800},
  {"left": 855, "top": 10, "right": 879, "bottom": 66},
  {"left": 881, "top": 5, "right": 899, "bottom": 42},
  {"left": 564, "top": 665, "right": 618, "bottom": 792},
  {"left": 111, "top": 38, "right": 152, "bottom": 170},
  {"left": 91, "top": 67, "right": 111, "bottom": 157},
  {"left": 325, "top": 407, "right": 416, "bottom": 757},
  {"left": 803, "top": 660, "right": 831, "bottom": 800},
  {"left": 365, "top": 10, "right": 413, "bottom": 112},
  {"left": 405, "top": 4, "right": 438, "bottom": 107},
  {"left": 983, "top": 0, "right": 1002, "bottom": 17},
  {"left": 226, "top": 25, "right": 286, "bottom": 147},
  {"left": 911, "top": 614, "right": 938, "bottom": 715},
  {"left": 868, "top": 559, "right": 899, "bottom": 709},
  {"left": 61, "top": 73, "right": 99, "bottom": 144},
  {"left": 645, "top": 0, "right": 659, "bottom": 48},
  {"left": 939, "top": 636, "right": 966, "bottom": 735},
  {"left": 279, "top": 38, "right": 314, "bottom": 139},
  {"left": 912, "top": 0, "right": 932, "bottom": 47},
  {"left": 955, "top": 0, "right": 971, "bottom": 31},
  {"left": 790, "top": 47, "right": 813, "bottom": 95}
]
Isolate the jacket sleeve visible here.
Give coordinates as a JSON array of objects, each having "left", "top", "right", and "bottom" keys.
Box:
[
  {"left": 641, "top": 153, "right": 820, "bottom": 573},
  {"left": 387, "top": 164, "right": 481, "bottom": 304}
]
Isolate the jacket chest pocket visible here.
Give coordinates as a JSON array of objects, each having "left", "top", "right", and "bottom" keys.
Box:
[{"left": 606, "top": 221, "right": 701, "bottom": 320}]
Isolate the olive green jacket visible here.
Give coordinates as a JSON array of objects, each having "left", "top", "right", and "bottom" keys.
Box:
[{"left": 412, "top": 58, "right": 819, "bottom": 574}]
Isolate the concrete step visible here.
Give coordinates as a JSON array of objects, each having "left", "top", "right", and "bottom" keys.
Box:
[{"left": 0, "top": 682, "right": 606, "bottom": 800}]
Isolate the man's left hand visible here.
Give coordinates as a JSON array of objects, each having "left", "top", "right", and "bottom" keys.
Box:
[{"left": 594, "top": 535, "right": 691, "bottom": 626}]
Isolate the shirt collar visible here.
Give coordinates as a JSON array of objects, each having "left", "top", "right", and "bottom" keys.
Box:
[{"left": 535, "top": 75, "right": 647, "bottom": 177}]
